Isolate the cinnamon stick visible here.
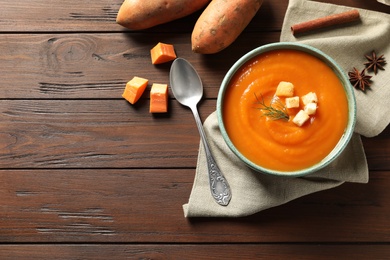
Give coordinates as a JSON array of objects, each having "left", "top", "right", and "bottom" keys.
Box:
[{"left": 291, "top": 9, "right": 360, "bottom": 36}]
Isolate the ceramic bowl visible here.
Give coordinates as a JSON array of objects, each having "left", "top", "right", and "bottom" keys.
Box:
[{"left": 217, "top": 42, "right": 356, "bottom": 177}]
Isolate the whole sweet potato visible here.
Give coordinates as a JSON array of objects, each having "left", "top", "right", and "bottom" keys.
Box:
[
  {"left": 192, "top": 0, "right": 263, "bottom": 54},
  {"left": 117, "top": 0, "right": 211, "bottom": 30}
]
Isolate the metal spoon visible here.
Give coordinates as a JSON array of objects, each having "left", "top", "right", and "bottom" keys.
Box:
[{"left": 170, "top": 58, "right": 231, "bottom": 206}]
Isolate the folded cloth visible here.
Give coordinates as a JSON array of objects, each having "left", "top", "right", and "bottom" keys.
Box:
[
  {"left": 183, "top": 0, "right": 389, "bottom": 217},
  {"left": 282, "top": 0, "right": 390, "bottom": 137},
  {"left": 378, "top": 0, "right": 390, "bottom": 6}
]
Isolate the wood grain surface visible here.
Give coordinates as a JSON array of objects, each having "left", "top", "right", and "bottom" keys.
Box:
[{"left": 0, "top": 0, "right": 389, "bottom": 258}]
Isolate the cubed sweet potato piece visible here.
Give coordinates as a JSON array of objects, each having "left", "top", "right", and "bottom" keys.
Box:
[
  {"left": 150, "top": 42, "right": 177, "bottom": 64},
  {"left": 150, "top": 83, "right": 168, "bottom": 113},
  {"left": 122, "top": 76, "right": 149, "bottom": 104}
]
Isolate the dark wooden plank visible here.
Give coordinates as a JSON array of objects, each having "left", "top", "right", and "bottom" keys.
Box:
[
  {"left": 0, "top": 99, "right": 388, "bottom": 169},
  {"left": 0, "top": 32, "right": 279, "bottom": 99},
  {"left": 0, "top": 169, "right": 388, "bottom": 242},
  {"left": 362, "top": 126, "right": 390, "bottom": 171},
  {"left": 0, "top": 244, "right": 389, "bottom": 259},
  {"left": 0, "top": 0, "right": 122, "bottom": 32},
  {"left": 0, "top": 100, "right": 207, "bottom": 168}
]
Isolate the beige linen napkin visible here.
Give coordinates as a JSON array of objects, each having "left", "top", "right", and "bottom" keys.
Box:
[
  {"left": 378, "top": 0, "right": 390, "bottom": 6},
  {"left": 183, "top": 0, "right": 389, "bottom": 217}
]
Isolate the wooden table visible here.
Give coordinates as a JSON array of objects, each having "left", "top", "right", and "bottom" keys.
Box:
[{"left": 0, "top": 0, "right": 389, "bottom": 258}]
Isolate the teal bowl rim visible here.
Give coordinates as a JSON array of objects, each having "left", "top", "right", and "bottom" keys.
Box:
[{"left": 217, "top": 42, "right": 357, "bottom": 177}]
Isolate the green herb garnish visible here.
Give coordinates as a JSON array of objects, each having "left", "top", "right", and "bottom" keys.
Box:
[{"left": 254, "top": 93, "right": 289, "bottom": 121}]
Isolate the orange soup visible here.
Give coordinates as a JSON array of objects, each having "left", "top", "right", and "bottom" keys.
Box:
[{"left": 223, "top": 49, "right": 348, "bottom": 172}]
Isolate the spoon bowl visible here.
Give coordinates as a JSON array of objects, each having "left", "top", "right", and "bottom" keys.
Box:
[
  {"left": 169, "top": 58, "right": 203, "bottom": 107},
  {"left": 170, "top": 58, "right": 231, "bottom": 206}
]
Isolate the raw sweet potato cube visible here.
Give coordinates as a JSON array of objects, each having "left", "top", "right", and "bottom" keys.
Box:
[
  {"left": 150, "top": 83, "right": 168, "bottom": 113},
  {"left": 122, "top": 76, "right": 149, "bottom": 104},
  {"left": 150, "top": 42, "right": 177, "bottom": 64}
]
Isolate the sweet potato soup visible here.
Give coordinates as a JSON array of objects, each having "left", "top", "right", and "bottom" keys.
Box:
[{"left": 223, "top": 49, "right": 349, "bottom": 172}]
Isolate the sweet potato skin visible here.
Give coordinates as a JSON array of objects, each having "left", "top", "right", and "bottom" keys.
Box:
[
  {"left": 117, "top": 0, "right": 211, "bottom": 30},
  {"left": 191, "top": 0, "right": 263, "bottom": 54}
]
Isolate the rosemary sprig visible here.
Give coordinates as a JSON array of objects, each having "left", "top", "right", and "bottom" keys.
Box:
[{"left": 254, "top": 93, "right": 289, "bottom": 121}]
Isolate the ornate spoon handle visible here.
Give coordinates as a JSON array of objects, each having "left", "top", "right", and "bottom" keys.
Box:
[
  {"left": 204, "top": 149, "right": 232, "bottom": 205},
  {"left": 190, "top": 105, "right": 232, "bottom": 206}
]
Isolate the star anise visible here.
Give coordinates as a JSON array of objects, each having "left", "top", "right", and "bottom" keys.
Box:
[
  {"left": 364, "top": 50, "right": 386, "bottom": 75},
  {"left": 348, "top": 67, "right": 372, "bottom": 91}
]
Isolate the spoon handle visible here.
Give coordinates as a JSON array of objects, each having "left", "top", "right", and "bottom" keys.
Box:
[{"left": 190, "top": 105, "right": 232, "bottom": 206}]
